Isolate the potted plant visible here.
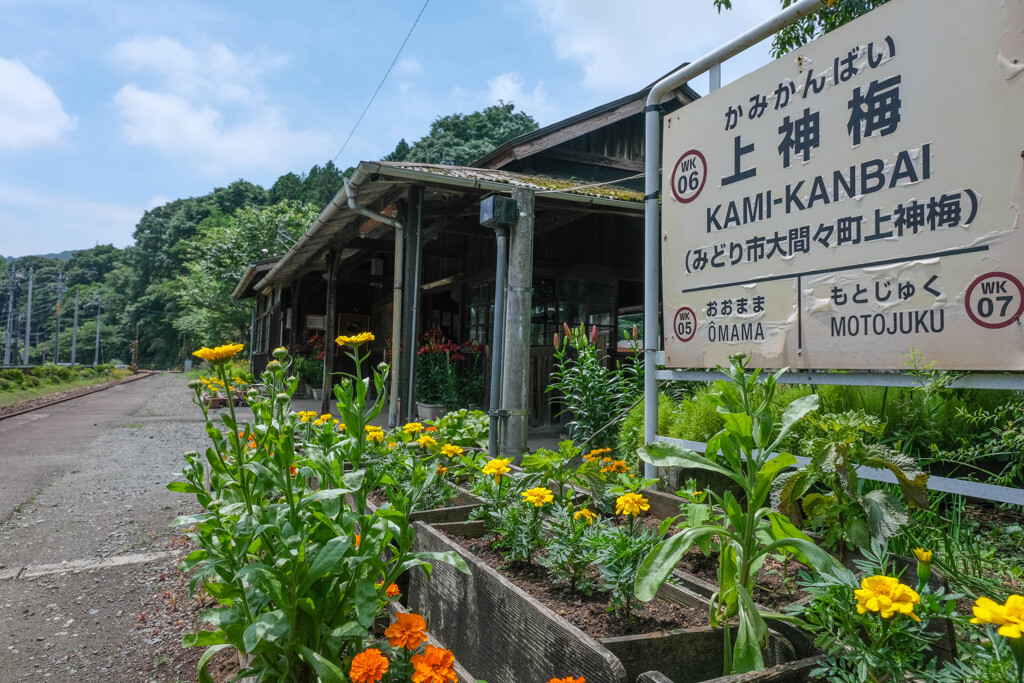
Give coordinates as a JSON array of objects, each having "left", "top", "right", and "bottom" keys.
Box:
[{"left": 415, "top": 328, "right": 461, "bottom": 418}]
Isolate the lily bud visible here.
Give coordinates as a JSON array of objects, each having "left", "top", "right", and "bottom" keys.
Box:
[
  {"left": 590, "top": 325, "right": 598, "bottom": 344},
  {"left": 563, "top": 322, "right": 571, "bottom": 339},
  {"left": 632, "top": 324, "right": 639, "bottom": 342},
  {"left": 553, "top": 332, "right": 561, "bottom": 351}
]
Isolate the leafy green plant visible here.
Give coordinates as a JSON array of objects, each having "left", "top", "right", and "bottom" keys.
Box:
[
  {"left": 547, "top": 323, "right": 639, "bottom": 448},
  {"left": 292, "top": 354, "right": 323, "bottom": 387},
  {"left": 539, "top": 501, "right": 603, "bottom": 594},
  {"left": 773, "top": 410, "right": 928, "bottom": 554},
  {"left": 431, "top": 409, "right": 489, "bottom": 448},
  {"left": 489, "top": 497, "right": 549, "bottom": 565},
  {"left": 796, "top": 541, "right": 959, "bottom": 683},
  {"left": 521, "top": 439, "right": 597, "bottom": 497},
  {"left": 172, "top": 343, "right": 467, "bottom": 682},
  {"left": 415, "top": 328, "right": 462, "bottom": 408},
  {"left": 635, "top": 354, "right": 836, "bottom": 675},
  {"left": 591, "top": 511, "right": 667, "bottom": 620}
]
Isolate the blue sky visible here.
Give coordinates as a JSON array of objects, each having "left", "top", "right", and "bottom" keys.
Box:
[{"left": 0, "top": 0, "right": 786, "bottom": 258}]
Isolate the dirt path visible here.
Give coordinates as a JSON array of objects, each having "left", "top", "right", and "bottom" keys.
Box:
[{"left": 0, "top": 373, "right": 228, "bottom": 682}]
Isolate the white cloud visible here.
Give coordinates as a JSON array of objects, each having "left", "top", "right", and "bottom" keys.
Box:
[
  {"left": 395, "top": 57, "right": 422, "bottom": 77},
  {"left": 110, "top": 37, "right": 332, "bottom": 173},
  {"left": 0, "top": 181, "right": 145, "bottom": 256},
  {"left": 0, "top": 58, "right": 76, "bottom": 151},
  {"left": 487, "top": 72, "right": 552, "bottom": 120},
  {"left": 528, "top": 0, "right": 782, "bottom": 96}
]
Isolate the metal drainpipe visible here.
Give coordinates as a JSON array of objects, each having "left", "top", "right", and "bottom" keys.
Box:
[
  {"left": 643, "top": 0, "right": 827, "bottom": 480},
  {"left": 341, "top": 175, "right": 405, "bottom": 426},
  {"left": 406, "top": 192, "right": 424, "bottom": 417},
  {"left": 488, "top": 225, "right": 509, "bottom": 458}
]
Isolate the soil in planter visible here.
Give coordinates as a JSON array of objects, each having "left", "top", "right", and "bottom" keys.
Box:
[
  {"left": 677, "top": 545, "right": 809, "bottom": 610},
  {"left": 443, "top": 530, "right": 710, "bottom": 639}
]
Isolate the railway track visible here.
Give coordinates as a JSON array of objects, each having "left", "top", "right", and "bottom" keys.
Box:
[{"left": 0, "top": 371, "right": 157, "bottom": 422}]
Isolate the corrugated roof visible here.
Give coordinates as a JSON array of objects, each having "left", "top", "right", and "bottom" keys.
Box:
[{"left": 250, "top": 160, "right": 643, "bottom": 292}]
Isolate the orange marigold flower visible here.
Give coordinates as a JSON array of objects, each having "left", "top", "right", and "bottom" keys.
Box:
[
  {"left": 425, "top": 425, "right": 437, "bottom": 432},
  {"left": 386, "top": 583, "right": 401, "bottom": 597},
  {"left": 547, "top": 678, "right": 586, "bottom": 683},
  {"left": 385, "top": 611, "right": 428, "bottom": 650},
  {"left": 410, "top": 644, "right": 458, "bottom": 683},
  {"left": 289, "top": 465, "right": 298, "bottom": 477},
  {"left": 349, "top": 648, "right": 389, "bottom": 683},
  {"left": 437, "top": 465, "right": 448, "bottom": 476},
  {"left": 354, "top": 534, "right": 361, "bottom": 547}
]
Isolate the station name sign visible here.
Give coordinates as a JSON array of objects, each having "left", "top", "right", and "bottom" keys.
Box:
[{"left": 661, "top": 0, "right": 1024, "bottom": 370}]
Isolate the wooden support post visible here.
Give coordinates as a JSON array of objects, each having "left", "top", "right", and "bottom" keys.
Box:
[
  {"left": 320, "top": 249, "right": 339, "bottom": 415},
  {"left": 500, "top": 188, "right": 535, "bottom": 457},
  {"left": 400, "top": 187, "right": 424, "bottom": 423}
]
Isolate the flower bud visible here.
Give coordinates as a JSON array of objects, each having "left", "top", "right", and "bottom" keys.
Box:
[
  {"left": 266, "top": 360, "right": 282, "bottom": 372},
  {"left": 590, "top": 325, "right": 598, "bottom": 344},
  {"left": 563, "top": 322, "right": 571, "bottom": 339},
  {"left": 275, "top": 392, "right": 289, "bottom": 404},
  {"left": 632, "top": 324, "right": 639, "bottom": 342},
  {"left": 553, "top": 332, "right": 561, "bottom": 351},
  {"left": 246, "top": 388, "right": 259, "bottom": 398},
  {"left": 187, "top": 379, "right": 202, "bottom": 390},
  {"left": 272, "top": 346, "right": 288, "bottom": 360},
  {"left": 914, "top": 547, "right": 933, "bottom": 587}
]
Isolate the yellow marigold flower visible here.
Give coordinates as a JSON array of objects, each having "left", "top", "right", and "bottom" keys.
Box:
[
  {"left": 482, "top": 457, "right": 512, "bottom": 484},
  {"left": 522, "top": 487, "right": 554, "bottom": 507},
  {"left": 367, "top": 430, "right": 385, "bottom": 444},
  {"left": 349, "top": 648, "right": 389, "bottom": 683},
  {"left": 403, "top": 422, "right": 424, "bottom": 434},
  {"left": 615, "top": 492, "right": 650, "bottom": 517},
  {"left": 601, "top": 459, "right": 629, "bottom": 474},
  {"left": 417, "top": 435, "right": 437, "bottom": 448},
  {"left": 912, "top": 548, "right": 932, "bottom": 563},
  {"left": 410, "top": 644, "right": 457, "bottom": 683},
  {"left": 385, "top": 612, "right": 428, "bottom": 650},
  {"left": 440, "top": 444, "right": 464, "bottom": 458},
  {"left": 193, "top": 343, "right": 244, "bottom": 365},
  {"left": 365, "top": 425, "right": 382, "bottom": 432},
  {"left": 387, "top": 442, "right": 400, "bottom": 450},
  {"left": 574, "top": 508, "right": 597, "bottom": 525},
  {"left": 583, "top": 447, "right": 612, "bottom": 462},
  {"left": 972, "top": 594, "right": 1024, "bottom": 639},
  {"left": 854, "top": 575, "right": 921, "bottom": 621},
  {"left": 336, "top": 331, "right": 374, "bottom": 347}
]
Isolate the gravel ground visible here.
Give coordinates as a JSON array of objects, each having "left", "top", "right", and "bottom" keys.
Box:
[{"left": 0, "top": 373, "right": 242, "bottom": 682}]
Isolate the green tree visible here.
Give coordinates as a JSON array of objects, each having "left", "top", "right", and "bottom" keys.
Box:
[
  {"left": 173, "top": 200, "right": 320, "bottom": 347},
  {"left": 405, "top": 101, "right": 538, "bottom": 166},
  {"left": 383, "top": 138, "right": 411, "bottom": 162},
  {"left": 714, "top": 0, "right": 889, "bottom": 57}
]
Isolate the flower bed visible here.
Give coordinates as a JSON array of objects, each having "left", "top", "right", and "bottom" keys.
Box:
[{"left": 408, "top": 520, "right": 801, "bottom": 683}]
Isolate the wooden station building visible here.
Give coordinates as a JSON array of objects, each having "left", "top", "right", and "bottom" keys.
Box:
[{"left": 233, "top": 75, "right": 698, "bottom": 451}]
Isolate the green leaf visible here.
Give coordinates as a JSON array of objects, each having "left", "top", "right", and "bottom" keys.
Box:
[
  {"left": 767, "top": 394, "right": 819, "bottom": 452},
  {"left": 196, "top": 644, "right": 232, "bottom": 683},
  {"left": 765, "top": 512, "right": 814, "bottom": 565},
  {"left": 637, "top": 442, "right": 743, "bottom": 488},
  {"left": 171, "top": 513, "right": 210, "bottom": 526},
  {"left": 732, "top": 584, "right": 767, "bottom": 673},
  {"left": 859, "top": 455, "right": 930, "bottom": 509},
  {"left": 720, "top": 412, "right": 754, "bottom": 453},
  {"left": 635, "top": 526, "right": 719, "bottom": 601},
  {"left": 238, "top": 564, "right": 289, "bottom": 608},
  {"left": 753, "top": 452, "right": 796, "bottom": 507},
  {"left": 760, "top": 536, "right": 838, "bottom": 574},
  {"left": 354, "top": 578, "right": 378, "bottom": 628},
  {"left": 296, "top": 645, "right": 346, "bottom": 683},
  {"left": 167, "top": 481, "right": 203, "bottom": 493},
  {"left": 860, "top": 488, "right": 910, "bottom": 543},
  {"left": 412, "top": 550, "right": 470, "bottom": 575},
  {"left": 183, "top": 630, "right": 227, "bottom": 647},
  {"left": 242, "top": 609, "right": 291, "bottom": 653},
  {"left": 299, "top": 537, "right": 352, "bottom": 593}
]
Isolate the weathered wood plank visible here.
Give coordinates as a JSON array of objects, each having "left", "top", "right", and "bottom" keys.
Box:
[{"left": 408, "top": 521, "right": 628, "bottom": 683}]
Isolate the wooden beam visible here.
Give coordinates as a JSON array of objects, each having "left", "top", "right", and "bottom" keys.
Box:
[{"left": 539, "top": 148, "right": 644, "bottom": 173}]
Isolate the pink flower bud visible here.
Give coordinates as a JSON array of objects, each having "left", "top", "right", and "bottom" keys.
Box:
[
  {"left": 590, "top": 325, "right": 598, "bottom": 344},
  {"left": 553, "top": 333, "right": 561, "bottom": 351}
]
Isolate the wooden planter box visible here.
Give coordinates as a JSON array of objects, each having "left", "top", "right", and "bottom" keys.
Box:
[
  {"left": 637, "top": 657, "right": 823, "bottom": 683},
  {"left": 407, "top": 520, "right": 801, "bottom": 683}
]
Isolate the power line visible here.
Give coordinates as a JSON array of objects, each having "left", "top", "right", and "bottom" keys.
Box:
[{"left": 332, "top": 0, "right": 430, "bottom": 165}]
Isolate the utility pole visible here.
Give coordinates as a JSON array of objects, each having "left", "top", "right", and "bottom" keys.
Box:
[
  {"left": 52, "top": 270, "right": 67, "bottom": 364},
  {"left": 3, "top": 262, "right": 15, "bottom": 366},
  {"left": 93, "top": 295, "right": 101, "bottom": 366},
  {"left": 23, "top": 267, "right": 33, "bottom": 365},
  {"left": 70, "top": 289, "right": 80, "bottom": 365}
]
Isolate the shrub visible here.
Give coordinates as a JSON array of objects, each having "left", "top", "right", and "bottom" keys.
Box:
[
  {"left": 24, "top": 375, "right": 40, "bottom": 387},
  {"left": 0, "top": 368, "right": 24, "bottom": 386},
  {"left": 0, "top": 378, "right": 10, "bottom": 392}
]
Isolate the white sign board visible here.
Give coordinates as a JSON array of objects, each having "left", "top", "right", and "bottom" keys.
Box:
[{"left": 662, "top": 0, "right": 1024, "bottom": 370}]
